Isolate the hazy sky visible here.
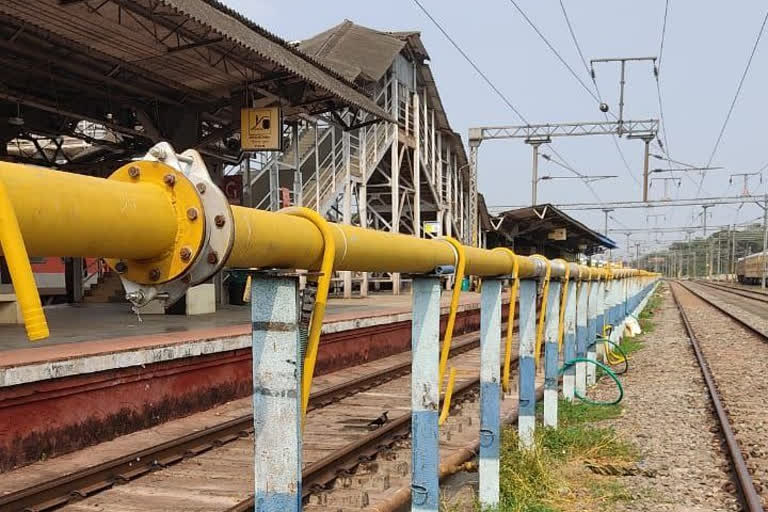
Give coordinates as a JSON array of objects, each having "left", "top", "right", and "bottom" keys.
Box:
[{"left": 224, "top": 1, "right": 768, "bottom": 256}]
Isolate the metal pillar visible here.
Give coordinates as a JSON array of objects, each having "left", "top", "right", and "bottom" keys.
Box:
[
  {"left": 479, "top": 278, "right": 502, "bottom": 507},
  {"left": 575, "top": 280, "right": 589, "bottom": 397},
  {"left": 529, "top": 142, "right": 543, "bottom": 206},
  {"left": 518, "top": 279, "right": 537, "bottom": 448},
  {"left": 343, "top": 131, "right": 352, "bottom": 298},
  {"left": 469, "top": 141, "right": 479, "bottom": 246},
  {"left": 642, "top": 137, "right": 651, "bottom": 202},
  {"left": 413, "top": 92, "right": 421, "bottom": 238},
  {"left": 292, "top": 123, "right": 302, "bottom": 206},
  {"left": 762, "top": 196, "right": 768, "bottom": 289},
  {"left": 543, "top": 280, "right": 562, "bottom": 427},
  {"left": 269, "top": 159, "right": 280, "bottom": 211},
  {"left": 410, "top": 276, "right": 441, "bottom": 511},
  {"left": 243, "top": 153, "right": 252, "bottom": 207},
  {"left": 391, "top": 79, "right": 401, "bottom": 295},
  {"left": 251, "top": 273, "right": 302, "bottom": 512},
  {"left": 562, "top": 279, "right": 577, "bottom": 401}
]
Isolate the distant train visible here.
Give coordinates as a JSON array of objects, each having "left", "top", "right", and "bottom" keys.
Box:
[{"left": 735, "top": 253, "right": 767, "bottom": 284}]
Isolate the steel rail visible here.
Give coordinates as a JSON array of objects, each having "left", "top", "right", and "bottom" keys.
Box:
[
  {"left": 226, "top": 358, "right": 523, "bottom": 511},
  {"left": 694, "top": 280, "right": 768, "bottom": 304},
  {"left": 0, "top": 334, "right": 487, "bottom": 512},
  {"left": 670, "top": 282, "right": 764, "bottom": 512}
]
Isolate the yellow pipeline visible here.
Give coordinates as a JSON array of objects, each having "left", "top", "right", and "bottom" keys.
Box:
[
  {"left": 0, "top": 161, "right": 653, "bottom": 342},
  {"left": 531, "top": 255, "right": 551, "bottom": 369},
  {"left": 0, "top": 162, "right": 176, "bottom": 260},
  {"left": 0, "top": 178, "right": 48, "bottom": 340}
]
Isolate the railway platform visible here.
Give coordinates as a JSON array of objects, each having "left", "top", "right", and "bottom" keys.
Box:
[{"left": 0, "top": 292, "right": 497, "bottom": 472}]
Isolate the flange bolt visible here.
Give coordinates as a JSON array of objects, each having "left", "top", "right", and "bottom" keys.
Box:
[
  {"left": 207, "top": 251, "right": 219, "bottom": 265},
  {"left": 179, "top": 247, "right": 192, "bottom": 262},
  {"left": 148, "top": 268, "right": 161, "bottom": 281},
  {"left": 214, "top": 214, "right": 226, "bottom": 228},
  {"left": 186, "top": 207, "right": 199, "bottom": 221},
  {"left": 128, "top": 166, "right": 140, "bottom": 179},
  {"left": 115, "top": 261, "right": 128, "bottom": 273},
  {"left": 163, "top": 174, "right": 176, "bottom": 187}
]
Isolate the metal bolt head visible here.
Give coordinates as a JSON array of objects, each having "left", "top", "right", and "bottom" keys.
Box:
[
  {"left": 186, "top": 207, "right": 199, "bottom": 221},
  {"left": 115, "top": 261, "right": 128, "bottom": 273},
  {"left": 196, "top": 182, "right": 206, "bottom": 194},
  {"left": 214, "top": 214, "right": 226, "bottom": 228},
  {"left": 207, "top": 251, "right": 219, "bottom": 265},
  {"left": 128, "top": 166, "right": 140, "bottom": 179},
  {"left": 148, "top": 268, "right": 161, "bottom": 281},
  {"left": 179, "top": 246, "right": 192, "bottom": 262},
  {"left": 163, "top": 174, "right": 176, "bottom": 187}
]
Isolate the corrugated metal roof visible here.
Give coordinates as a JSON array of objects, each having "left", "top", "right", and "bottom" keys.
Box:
[
  {"left": 0, "top": 0, "right": 389, "bottom": 120},
  {"left": 299, "top": 20, "right": 406, "bottom": 83},
  {"left": 494, "top": 204, "right": 618, "bottom": 252}
]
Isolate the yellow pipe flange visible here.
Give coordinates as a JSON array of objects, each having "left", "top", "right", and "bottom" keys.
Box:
[{"left": 105, "top": 160, "right": 205, "bottom": 285}]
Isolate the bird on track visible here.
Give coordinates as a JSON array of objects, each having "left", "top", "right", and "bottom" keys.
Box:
[{"left": 367, "top": 411, "right": 389, "bottom": 429}]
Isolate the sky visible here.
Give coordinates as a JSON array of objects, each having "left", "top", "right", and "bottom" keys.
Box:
[{"left": 224, "top": 0, "right": 768, "bottom": 258}]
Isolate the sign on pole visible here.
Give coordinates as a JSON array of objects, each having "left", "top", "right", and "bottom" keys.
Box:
[{"left": 241, "top": 107, "right": 283, "bottom": 151}]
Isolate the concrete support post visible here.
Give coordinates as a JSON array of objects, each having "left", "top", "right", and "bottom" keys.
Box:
[
  {"left": 251, "top": 274, "right": 302, "bottom": 512},
  {"left": 575, "top": 281, "right": 589, "bottom": 397},
  {"left": 586, "top": 280, "right": 599, "bottom": 386},
  {"left": 562, "top": 280, "right": 577, "bottom": 401},
  {"left": 518, "top": 279, "right": 537, "bottom": 448},
  {"left": 411, "top": 277, "right": 441, "bottom": 511},
  {"left": 594, "top": 281, "right": 606, "bottom": 365},
  {"left": 479, "top": 278, "right": 502, "bottom": 507},
  {"left": 543, "top": 281, "right": 562, "bottom": 427}
]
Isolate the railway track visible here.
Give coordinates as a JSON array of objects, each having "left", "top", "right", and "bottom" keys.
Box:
[
  {"left": 2, "top": 326, "right": 517, "bottom": 512},
  {"left": 694, "top": 280, "right": 768, "bottom": 304},
  {"left": 671, "top": 281, "right": 768, "bottom": 511}
]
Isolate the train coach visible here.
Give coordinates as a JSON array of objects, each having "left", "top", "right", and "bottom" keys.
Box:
[{"left": 735, "top": 252, "right": 767, "bottom": 284}]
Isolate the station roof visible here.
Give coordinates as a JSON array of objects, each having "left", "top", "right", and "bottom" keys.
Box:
[
  {"left": 492, "top": 204, "right": 618, "bottom": 256},
  {"left": 0, "top": 0, "right": 390, "bottom": 170}
]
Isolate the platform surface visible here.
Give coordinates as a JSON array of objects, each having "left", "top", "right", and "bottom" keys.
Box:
[{"left": 0, "top": 291, "right": 486, "bottom": 367}]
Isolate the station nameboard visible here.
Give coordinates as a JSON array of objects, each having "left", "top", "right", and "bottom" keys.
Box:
[
  {"left": 547, "top": 228, "right": 567, "bottom": 240},
  {"left": 240, "top": 107, "right": 282, "bottom": 151}
]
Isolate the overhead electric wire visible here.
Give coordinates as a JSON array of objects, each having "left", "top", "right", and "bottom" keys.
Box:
[
  {"left": 557, "top": 0, "right": 640, "bottom": 188},
  {"left": 410, "top": 0, "right": 528, "bottom": 124},
  {"left": 700, "top": 7, "right": 768, "bottom": 196},
  {"left": 411, "top": 0, "right": 607, "bottom": 203}
]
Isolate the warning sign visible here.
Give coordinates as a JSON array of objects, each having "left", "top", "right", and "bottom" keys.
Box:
[{"left": 241, "top": 107, "right": 282, "bottom": 151}]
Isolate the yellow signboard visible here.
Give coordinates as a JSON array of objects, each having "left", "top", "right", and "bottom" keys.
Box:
[{"left": 241, "top": 107, "right": 282, "bottom": 151}]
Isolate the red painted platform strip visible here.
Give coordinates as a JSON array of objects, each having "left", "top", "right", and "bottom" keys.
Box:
[{"left": 0, "top": 298, "right": 510, "bottom": 472}]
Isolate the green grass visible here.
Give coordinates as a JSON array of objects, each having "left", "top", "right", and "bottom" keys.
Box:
[{"left": 461, "top": 400, "right": 637, "bottom": 512}]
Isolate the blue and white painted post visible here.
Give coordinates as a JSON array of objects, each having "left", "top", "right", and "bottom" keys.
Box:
[
  {"left": 251, "top": 274, "right": 302, "bottom": 512},
  {"left": 410, "top": 276, "right": 441, "bottom": 512},
  {"left": 479, "top": 278, "right": 503, "bottom": 507},
  {"left": 575, "top": 280, "right": 589, "bottom": 397},
  {"left": 518, "top": 278, "right": 537, "bottom": 448},
  {"left": 562, "top": 276, "right": 578, "bottom": 401},
  {"left": 586, "top": 278, "right": 599, "bottom": 386},
  {"left": 543, "top": 280, "right": 562, "bottom": 427},
  {"left": 594, "top": 279, "right": 606, "bottom": 365}
]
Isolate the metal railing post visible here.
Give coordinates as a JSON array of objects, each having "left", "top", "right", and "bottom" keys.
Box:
[
  {"left": 543, "top": 280, "right": 562, "bottom": 427},
  {"left": 479, "top": 278, "right": 502, "bottom": 507},
  {"left": 518, "top": 278, "right": 537, "bottom": 448},
  {"left": 250, "top": 273, "right": 302, "bottom": 512},
  {"left": 562, "top": 279, "right": 578, "bottom": 401},
  {"left": 410, "top": 276, "right": 441, "bottom": 512}
]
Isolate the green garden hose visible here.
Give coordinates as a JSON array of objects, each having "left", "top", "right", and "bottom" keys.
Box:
[{"left": 560, "top": 358, "right": 624, "bottom": 406}]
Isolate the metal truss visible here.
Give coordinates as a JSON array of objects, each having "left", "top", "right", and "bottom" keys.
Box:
[{"left": 468, "top": 119, "right": 658, "bottom": 143}]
